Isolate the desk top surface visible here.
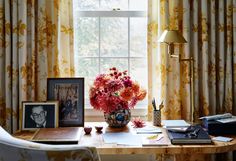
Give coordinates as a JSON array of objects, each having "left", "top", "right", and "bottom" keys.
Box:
[{"left": 14, "top": 122, "right": 236, "bottom": 155}]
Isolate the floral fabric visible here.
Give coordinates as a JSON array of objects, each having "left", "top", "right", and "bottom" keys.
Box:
[
  {"left": 0, "top": 126, "right": 100, "bottom": 161},
  {"left": 148, "top": 0, "right": 236, "bottom": 160},
  {"left": 0, "top": 0, "right": 74, "bottom": 133},
  {"left": 148, "top": 0, "right": 236, "bottom": 121}
]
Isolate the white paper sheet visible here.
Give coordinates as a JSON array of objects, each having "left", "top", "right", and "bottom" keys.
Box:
[{"left": 103, "top": 132, "right": 142, "bottom": 146}]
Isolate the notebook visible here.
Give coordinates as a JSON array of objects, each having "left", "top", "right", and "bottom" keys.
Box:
[
  {"left": 31, "top": 127, "right": 82, "bottom": 144},
  {"left": 167, "top": 125, "right": 212, "bottom": 145}
]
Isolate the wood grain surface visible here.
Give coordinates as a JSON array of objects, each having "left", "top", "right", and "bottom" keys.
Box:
[{"left": 14, "top": 122, "right": 236, "bottom": 155}]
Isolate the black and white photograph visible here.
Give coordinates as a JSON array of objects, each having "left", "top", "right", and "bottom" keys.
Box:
[
  {"left": 22, "top": 101, "right": 58, "bottom": 130},
  {"left": 47, "top": 78, "right": 84, "bottom": 127}
]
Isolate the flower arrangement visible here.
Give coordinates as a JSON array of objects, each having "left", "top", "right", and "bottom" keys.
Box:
[{"left": 89, "top": 67, "right": 147, "bottom": 113}]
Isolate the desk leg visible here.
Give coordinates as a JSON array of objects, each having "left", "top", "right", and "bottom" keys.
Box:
[{"left": 175, "top": 154, "right": 211, "bottom": 161}]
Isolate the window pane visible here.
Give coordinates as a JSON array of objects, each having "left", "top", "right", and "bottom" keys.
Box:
[
  {"left": 131, "top": 58, "right": 148, "bottom": 106},
  {"left": 74, "top": 58, "right": 99, "bottom": 99},
  {"left": 129, "top": 0, "right": 147, "bottom": 11},
  {"left": 100, "top": 58, "right": 128, "bottom": 73},
  {"left": 101, "top": 18, "right": 128, "bottom": 57},
  {"left": 130, "top": 58, "right": 147, "bottom": 89},
  {"left": 74, "top": 0, "right": 99, "bottom": 10},
  {"left": 130, "top": 18, "right": 147, "bottom": 57},
  {"left": 74, "top": 18, "right": 99, "bottom": 57},
  {"left": 100, "top": 0, "right": 128, "bottom": 10}
]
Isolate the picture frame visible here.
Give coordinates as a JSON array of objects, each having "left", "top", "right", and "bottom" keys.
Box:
[
  {"left": 22, "top": 101, "right": 58, "bottom": 131},
  {"left": 47, "top": 78, "right": 84, "bottom": 127}
]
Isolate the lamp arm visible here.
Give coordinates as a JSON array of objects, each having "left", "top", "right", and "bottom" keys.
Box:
[
  {"left": 179, "top": 57, "right": 195, "bottom": 122},
  {"left": 167, "top": 43, "right": 174, "bottom": 56}
]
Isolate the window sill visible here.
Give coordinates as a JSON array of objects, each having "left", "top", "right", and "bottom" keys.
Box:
[{"left": 85, "top": 107, "right": 148, "bottom": 122}]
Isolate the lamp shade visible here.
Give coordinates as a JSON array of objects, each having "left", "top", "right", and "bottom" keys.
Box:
[{"left": 158, "top": 30, "right": 187, "bottom": 43}]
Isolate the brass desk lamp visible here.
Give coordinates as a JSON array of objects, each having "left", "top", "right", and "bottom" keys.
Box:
[{"left": 159, "top": 30, "right": 194, "bottom": 122}]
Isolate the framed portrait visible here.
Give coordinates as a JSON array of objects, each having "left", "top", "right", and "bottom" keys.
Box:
[
  {"left": 22, "top": 101, "right": 58, "bottom": 131},
  {"left": 47, "top": 78, "right": 84, "bottom": 127}
]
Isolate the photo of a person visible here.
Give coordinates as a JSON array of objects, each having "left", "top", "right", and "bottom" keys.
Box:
[
  {"left": 22, "top": 102, "right": 58, "bottom": 130},
  {"left": 47, "top": 78, "right": 84, "bottom": 127},
  {"left": 54, "top": 84, "right": 80, "bottom": 121},
  {"left": 30, "top": 106, "right": 49, "bottom": 128}
]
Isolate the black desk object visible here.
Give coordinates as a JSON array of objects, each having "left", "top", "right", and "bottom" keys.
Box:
[{"left": 167, "top": 125, "right": 212, "bottom": 145}]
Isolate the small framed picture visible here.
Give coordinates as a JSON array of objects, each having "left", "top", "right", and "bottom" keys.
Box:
[
  {"left": 22, "top": 101, "right": 58, "bottom": 130},
  {"left": 47, "top": 78, "right": 84, "bottom": 127}
]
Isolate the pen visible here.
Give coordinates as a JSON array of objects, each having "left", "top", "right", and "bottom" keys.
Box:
[
  {"left": 152, "top": 98, "right": 157, "bottom": 111},
  {"left": 158, "top": 101, "right": 164, "bottom": 111}
]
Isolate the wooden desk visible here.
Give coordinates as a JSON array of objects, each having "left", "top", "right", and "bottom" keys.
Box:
[{"left": 14, "top": 122, "right": 236, "bottom": 161}]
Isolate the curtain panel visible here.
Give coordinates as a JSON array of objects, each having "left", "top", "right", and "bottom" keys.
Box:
[
  {"left": 148, "top": 0, "right": 236, "bottom": 160},
  {"left": 0, "top": 0, "right": 74, "bottom": 133},
  {"left": 148, "top": 0, "right": 236, "bottom": 121}
]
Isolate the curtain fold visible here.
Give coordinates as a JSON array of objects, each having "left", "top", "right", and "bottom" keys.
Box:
[
  {"left": 0, "top": 0, "right": 74, "bottom": 133},
  {"left": 148, "top": 0, "right": 236, "bottom": 160},
  {"left": 148, "top": 0, "right": 236, "bottom": 121}
]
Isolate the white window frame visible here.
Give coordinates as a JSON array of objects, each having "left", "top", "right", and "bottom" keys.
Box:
[{"left": 74, "top": 9, "right": 148, "bottom": 118}]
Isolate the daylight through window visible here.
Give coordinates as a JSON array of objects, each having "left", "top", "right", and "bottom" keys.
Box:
[{"left": 73, "top": 0, "right": 148, "bottom": 108}]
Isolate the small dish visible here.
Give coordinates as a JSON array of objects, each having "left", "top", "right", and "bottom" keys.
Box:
[
  {"left": 95, "top": 126, "right": 103, "bottom": 133},
  {"left": 84, "top": 127, "right": 92, "bottom": 135}
]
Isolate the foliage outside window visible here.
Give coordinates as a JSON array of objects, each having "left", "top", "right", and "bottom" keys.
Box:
[{"left": 73, "top": 0, "right": 148, "bottom": 108}]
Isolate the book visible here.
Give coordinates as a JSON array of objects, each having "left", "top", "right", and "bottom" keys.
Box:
[
  {"left": 167, "top": 125, "right": 212, "bottom": 145},
  {"left": 199, "top": 113, "right": 232, "bottom": 121},
  {"left": 162, "top": 120, "right": 190, "bottom": 128},
  {"left": 136, "top": 126, "right": 162, "bottom": 134},
  {"left": 31, "top": 127, "right": 82, "bottom": 144},
  {"left": 166, "top": 127, "right": 189, "bottom": 133},
  {"left": 142, "top": 134, "right": 171, "bottom": 146},
  {"left": 216, "top": 116, "right": 236, "bottom": 123}
]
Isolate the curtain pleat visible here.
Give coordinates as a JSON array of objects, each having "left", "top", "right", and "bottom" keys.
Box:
[
  {"left": 148, "top": 0, "right": 236, "bottom": 160},
  {"left": 0, "top": 0, "right": 74, "bottom": 133},
  {"left": 234, "top": 0, "right": 236, "bottom": 115}
]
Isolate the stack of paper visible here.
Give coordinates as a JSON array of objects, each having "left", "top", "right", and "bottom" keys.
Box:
[
  {"left": 136, "top": 126, "right": 162, "bottom": 134},
  {"left": 162, "top": 120, "right": 191, "bottom": 132},
  {"left": 103, "top": 132, "right": 142, "bottom": 146},
  {"left": 162, "top": 120, "right": 190, "bottom": 128}
]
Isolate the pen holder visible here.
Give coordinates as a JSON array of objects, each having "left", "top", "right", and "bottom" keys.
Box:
[{"left": 153, "top": 110, "right": 161, "bottom": 126}]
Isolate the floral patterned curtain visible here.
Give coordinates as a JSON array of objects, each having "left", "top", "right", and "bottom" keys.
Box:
[
  {"left": 148, "top": 0, "right": 236, "bottom": 160},
  {"left": 148, "top": 0, "right": 236, "bottom": 121},
  {"left": 0, "top": 0, "right": 74, "bottom": 133}
]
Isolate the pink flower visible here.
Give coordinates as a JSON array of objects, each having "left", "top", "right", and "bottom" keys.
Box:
[
  {"left": 104, "top": 79, "right": 123, "bottom": 92},
  {"left": 89, "top": 67, "right": 146, "bottom": 113},
  {"left": 94, "top": 74, "right": 109, "bottom": 88}
]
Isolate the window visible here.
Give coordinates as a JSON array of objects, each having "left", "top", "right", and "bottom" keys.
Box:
[{"left": 73, "top": 0, "right": 148, "bottom": 110}]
